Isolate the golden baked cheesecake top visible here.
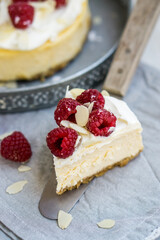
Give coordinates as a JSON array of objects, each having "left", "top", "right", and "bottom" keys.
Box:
[{"left": 0, "top": 0, "right": 86, "bottom": 50}]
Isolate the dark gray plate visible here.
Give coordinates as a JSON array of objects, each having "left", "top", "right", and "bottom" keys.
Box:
[{"left": 0, "top": 0, "right": 132, "bottom": 113}]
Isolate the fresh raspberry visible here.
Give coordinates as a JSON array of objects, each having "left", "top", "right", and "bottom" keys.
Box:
[
  {"left": 87, "top": 109, "right": 117, "bottom": 137},
  {"left": 54, "top": 98, "right": 80, "bottom": 126},
  {"left": 76, "top": 89, "right": 105, "bottom": 111},
  {"left": 8, "top": 2, "right": 34, "bottom": 29},
  {"left": 46, "top": 127, "right": 78, "bottom": 158},
  {"left": 55, "top": 0, "right": 67, "bottom": 9},
  {"left": 0, "top": 131, "right": 32, "bottom": 162}
]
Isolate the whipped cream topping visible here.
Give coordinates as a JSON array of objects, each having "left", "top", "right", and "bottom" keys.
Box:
[
  {"left": 54, "top": 92, "right": 142, "bottom": 168},
  {"left": 0, "top": 0, "right": 85, "bottom": 50}
]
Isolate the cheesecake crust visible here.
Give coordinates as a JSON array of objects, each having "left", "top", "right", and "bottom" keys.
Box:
[{"left": 57, "top": 149, "right": 143, "bottom": 195}]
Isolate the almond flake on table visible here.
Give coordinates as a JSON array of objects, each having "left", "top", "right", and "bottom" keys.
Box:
[
  {"left": 6, "top": 180, "right": 28, "bottom": 195},
  {"left": 18, "top": 165, "right": 31, "bottom": 172},
  {"left": 58, "top": 210, "right": 73, "bottom": 230},
  {"left": 97, "top": 219, "right": 115, "bottom": 229}
]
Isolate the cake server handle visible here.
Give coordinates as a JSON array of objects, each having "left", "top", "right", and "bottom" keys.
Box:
[
  {"left": 103, "top": 0, "right": 160, "bottom": 96},
  {"left": 39, "top": 170, "right": 89, "bottom": 220}
]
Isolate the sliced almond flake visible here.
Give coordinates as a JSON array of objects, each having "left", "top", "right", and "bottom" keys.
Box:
[
  {"left": 0, "top": 132, "right": 12, "bottom": 140},
  {"left": 70, "top": 88, "right": 85, "bottom": 99},
  {"left": 75, "top": 105, "right": 89, "bottom": 127},
  {"left": 88, "top": 102, "right": 94, "bottom": 114},
  {"left": 18, "top": 165, "right": 31, "bottom": 172},
  {"left": 83, "top": 102, "right": 90, "bottom": 107},
  {"left": 65, "top": 86, "right": 73, "bottom": 98},
  {"left": 97, "top": 219, "right": 115, "bottom": 229},
  {"left": 69, "top": 123, "right": 89, "bottom": 135},
  {"left": 118, "top": 118, "right": 128, "bottom": 124},
  {"left": 58, "top": 210, "right": 73, "bottom": 230},
  {"left": 101, "top": 90, "right": 110, "bottom": 97},
  {"left": 61, "top": 120, "right": 89, "bottom": 135},
  {"left": 105, "top": 99, "right": 121, "bottom": 118},
  {"left": 61, "top": 120, "right": 70, "bottom": 128},
  {"left": 6, "top": 180, "right": 28, "bottom": 195},
  {"left": 75, "top": 135, "right": 81, "bottom": 148}
]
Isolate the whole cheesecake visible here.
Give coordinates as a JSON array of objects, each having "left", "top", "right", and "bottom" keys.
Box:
[
  {"left": 0, "top": 0, "right": 91, "bottom": 81},
  {"left": 46, "top": 88, "right": 144, "bottom": 195}
]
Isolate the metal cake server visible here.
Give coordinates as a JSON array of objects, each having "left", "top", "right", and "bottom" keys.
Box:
[{"left": 39, "top": 169, "right": 89, "bottom": 220}]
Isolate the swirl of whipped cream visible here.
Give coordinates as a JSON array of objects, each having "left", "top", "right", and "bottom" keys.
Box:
[{"left": 0, "top": 0, "right": 85, "bottom": 51}]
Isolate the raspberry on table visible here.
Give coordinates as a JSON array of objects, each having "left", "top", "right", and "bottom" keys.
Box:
[
  {"left": 54, "top": 98, "right": 81, "bottom": 126},
  {"left": 76, "top": 89, "right": 105, "bottom": 111},
  {"left": 46, "top": 127, "right": 78, "bottom": 159},
  {"left": 0, "top": 131, "right": 32, "bottom": 162},
  {"left": 8, "top": 2, "right": 34, "bottom": 29},
  {"left": 55, "top": 0, "right": 67, "bottom": 9},
  {"left": 87, "top": 109, "right": 117, "bottom": 137}
]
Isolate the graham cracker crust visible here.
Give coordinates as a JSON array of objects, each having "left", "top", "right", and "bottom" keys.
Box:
[{"left": 57, "top": 149, "right": 143, "bottom": 195}]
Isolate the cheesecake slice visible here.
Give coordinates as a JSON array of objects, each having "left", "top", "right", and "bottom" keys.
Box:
[{"left": 46, "top": 88, "right": 143, "bottom": 195}]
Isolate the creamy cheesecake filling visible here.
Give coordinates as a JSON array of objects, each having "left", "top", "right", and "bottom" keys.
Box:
[
  {"left": 0, "top": 0, "right": 85, "bottom": 50},
  {"left": 53, "top": 94, "right": 143, "bottom": 193},
  {"left": 55, "top": 129, "right": 143, "bottom": 193}
]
